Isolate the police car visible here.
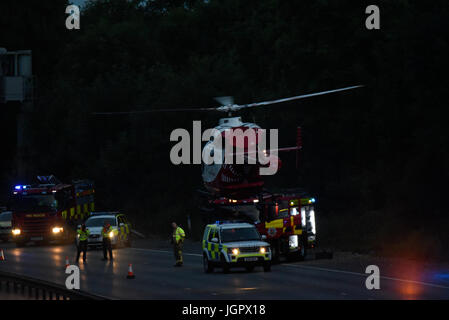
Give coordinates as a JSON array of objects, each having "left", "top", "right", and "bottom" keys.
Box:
[
  {"left": 202, "top": 221, "right": 272, "bottom": 273},
  {"left": 76, "top": 212, "right": 132, "bottom": 248}
]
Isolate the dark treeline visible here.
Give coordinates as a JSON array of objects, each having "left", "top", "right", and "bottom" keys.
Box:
[{"left": 1, "top": 0, "right": 448, "bottom": 259}]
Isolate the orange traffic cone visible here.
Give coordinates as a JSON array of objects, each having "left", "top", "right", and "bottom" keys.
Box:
[
  {"left": 65, "top": 256, "right": 70, "bottom": 268},
  {"left": 127, "top": 264, "right": 135, "bottom": 279},
  {"left": 0, "top": 249, "right": 5, "bottom": 261}
]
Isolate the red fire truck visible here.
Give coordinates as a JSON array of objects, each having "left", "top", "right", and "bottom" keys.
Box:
[
  {"left": 8, "top": 176, "right": 95, "bottom": 247},
  {"left": 203, "top": 192, "right": 317, "bottom": 261}
]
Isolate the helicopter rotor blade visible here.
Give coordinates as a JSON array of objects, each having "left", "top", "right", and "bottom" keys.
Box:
[
  {"left": 236, "top": 85, "right": 364, "bottom": 110},
  {"left": 92, "top": 107, "right": 217, "bottom": 115},
  {"left": 92, "top": 85, "right": 363, "bottom": 115}
]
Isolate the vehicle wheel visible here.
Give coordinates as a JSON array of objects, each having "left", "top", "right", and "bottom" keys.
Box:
[
  {"left": 246, "top": 266, "right": 255, "bottom": 272},
  {"left": 221, "top": 254, "right": 230, "bottom": 274},
  {"left": 203, "top": 255, "right": 213, "bottom": 273},
  {"left": 263, "top": 263, "right": 272, "bottom": 272}
]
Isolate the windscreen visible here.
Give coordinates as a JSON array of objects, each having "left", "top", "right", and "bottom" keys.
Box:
[
  {"left": 0, "top": 212, "right": 12, "bottom": 221},
  {"left": 85, "top": 217, "right": 116, "bottom": 227},
  {"left": 8, "top": 194, "right": 58, "bottom": 213},
  {"left": 220, "top": 227, "right": 260, "bottom": 242}
]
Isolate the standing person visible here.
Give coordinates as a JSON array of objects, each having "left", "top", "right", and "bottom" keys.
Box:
[
  {"left": 171, "top": 222, "right": 185, "bottom": 267},
  {"left": 101, "top": 222, "right": 113, "bottom": 261},
  {"left": 76, "top": 224, "right": 90, "bottom": 263}
]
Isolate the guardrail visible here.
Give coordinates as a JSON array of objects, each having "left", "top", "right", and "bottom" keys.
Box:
[{"left": 0, "top": 270, "right": 108, "bottom": 300}]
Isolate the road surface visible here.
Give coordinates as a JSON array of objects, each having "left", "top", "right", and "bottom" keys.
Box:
[{"left": 1, "top": 241, "right": 449, "bottom": 299}]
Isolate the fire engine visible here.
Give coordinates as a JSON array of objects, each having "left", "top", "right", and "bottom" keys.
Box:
[
  {"left": 202, "top": 191, "right": 316, "bottom": 261},
  {"left": 8, "top": 175, "right": 95, "bottom": 247}
]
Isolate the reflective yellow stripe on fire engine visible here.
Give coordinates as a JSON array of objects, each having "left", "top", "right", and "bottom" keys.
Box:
[
  {"left": 62, "top": 210, "right": 67, "bottom": 219},
  {"left": 290, "top": 216, "right": 303, "bottom": 235},
  {"left": 76, "top": 205, "right": 81, "bottom": 218},
  {"left": 90, "top": 202, "right": 95, "bottom": 212},
  {"left": 300, "top": 198, "right": 312, "bottom": 205},
  {"left": 265, "top": 218, "right": 283, "bottom": 229},
  {"left": 70, "top": 207, "right": 75, "bottom": 218}
]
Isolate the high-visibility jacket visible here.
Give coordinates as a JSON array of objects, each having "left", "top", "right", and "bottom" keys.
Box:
[
  {"left": 173, "top": 227, "right": 185, "bottom": 243},
  {"left": 77, "top": 229, "right": 90, "bottom": 241},
  {"left": 102, "top": 226, "right": 113, "bottom": 238}
]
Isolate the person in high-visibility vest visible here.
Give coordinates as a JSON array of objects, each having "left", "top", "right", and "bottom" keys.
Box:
[
  {"left": 101, "top": 222, "right": 114, "bottom": 261},
  {"left": 171, "top": 222, "right": 185, "bottom": 267},
  {"left": 76, "top": 224, "right": 90, "bottom": 263}
]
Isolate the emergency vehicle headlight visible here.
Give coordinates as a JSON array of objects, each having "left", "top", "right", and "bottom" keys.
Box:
[
  {"left": 231, "top": 248, "right": 239, "bottom": 255},
  {"left": 289, "top": 235, "right": 298, "bottom": 248},
  {"left": 52, "top": 227, "right": 63, "bottom": 234},
  {"left": 109, "top": 231, "right": 115, "bottom": 238},
  {"left": 260, "top": 247, "right": 267, "bottom": 254},
  {"left": 12, "top": 229, "right": 21, "bottom": 236}
]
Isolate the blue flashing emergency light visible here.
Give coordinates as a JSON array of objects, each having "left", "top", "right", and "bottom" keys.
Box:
[
  {"left": 15, "top": 185, "right": 21, "bottom": 190},
  {"left": 311, "top": 198, "right": 316, "bottom": 203},
  {"left": 215, "top": 220, "right": 245, "bottom": 225}
]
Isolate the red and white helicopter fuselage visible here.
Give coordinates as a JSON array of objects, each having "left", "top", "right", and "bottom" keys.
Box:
[{"left": 202, "top": 116, "right": 288, "bottom": 199}]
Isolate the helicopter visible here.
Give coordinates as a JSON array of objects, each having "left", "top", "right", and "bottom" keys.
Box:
[{"left": 94, "top": 85, "right": 363, "bottom": 199}]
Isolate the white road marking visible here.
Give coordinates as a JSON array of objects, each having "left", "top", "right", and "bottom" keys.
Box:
[
  {"left": 129, "top": 247, "right": 449, "bottom": 290},
  {"left": 280, "top": 264, "right": 449, "bottom": 290},
  {"left": 129, "top": 247, "right": 202, "bottom": 257}
]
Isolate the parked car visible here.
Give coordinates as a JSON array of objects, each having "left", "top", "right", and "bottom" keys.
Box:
[{"left": 76, "top": 212, "right": 132, "bottom": 248}]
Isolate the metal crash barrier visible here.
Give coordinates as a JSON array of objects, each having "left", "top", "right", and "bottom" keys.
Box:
[{"left": 0, "top": 270, "right": 107, "bottom": 300}]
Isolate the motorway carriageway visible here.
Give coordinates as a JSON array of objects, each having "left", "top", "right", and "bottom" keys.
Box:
[{"left": 0, "top": 241, "right": 449, "bottom": 300}]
